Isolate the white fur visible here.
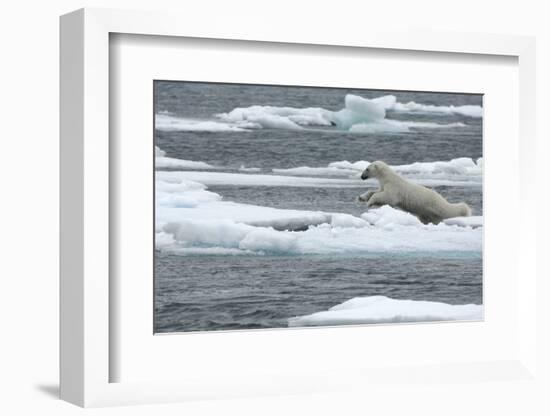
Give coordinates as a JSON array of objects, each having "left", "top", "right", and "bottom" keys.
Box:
[{"left": 358, "top": 161, "right": 472, "bottom": 224}]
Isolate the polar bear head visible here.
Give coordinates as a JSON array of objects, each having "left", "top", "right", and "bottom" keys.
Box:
[{"left": 361, "top": 161, "right": 391, "bottom": 180}]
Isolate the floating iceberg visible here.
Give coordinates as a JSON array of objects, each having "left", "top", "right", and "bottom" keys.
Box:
[
  {"left": 288, "top": 295, "right": 483, "bottom": 327},
  {"left": 217, "top": 104, "right": 334, "bottom": 128},
  {"left": 218, "top": 94, "right": 478, "bottom": 133},
  {"left": 155, "top": 94, "right": 482, "bottom": 134}
]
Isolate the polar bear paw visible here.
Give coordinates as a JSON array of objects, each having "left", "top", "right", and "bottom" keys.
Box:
[{"left": 357, "top": 190, "right": 376, "bottom": 203}]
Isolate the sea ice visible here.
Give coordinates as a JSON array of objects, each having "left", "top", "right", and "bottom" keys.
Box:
[
  {"left": 288, "top": 295, "right": 483, "bottom": 327},
  {"left": 156, "top": 94, "right": 482, "bottom": 134},
  {"left": 443, "top": 216, "right": 483, "bottom": 228},
  {"left": 273, "top": 157, "right": 482, "bottom": 186},
  {"left": 156, "top": 156, "right": 216, "bottom": 170},
  {"left": 155, "top": 113, "right": 250, "bottom": 132},
  {"left": 158, "top": 169, "right": 479, "bottom": 189},
  {"left": 156, "top": 174, "right": 483, "bottom": 255}
]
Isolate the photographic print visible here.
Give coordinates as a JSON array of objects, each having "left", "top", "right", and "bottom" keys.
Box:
[{"left": 154, "top": 81, "right": 483, "bottom": 333}]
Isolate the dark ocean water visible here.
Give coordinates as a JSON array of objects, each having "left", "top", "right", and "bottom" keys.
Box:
[
  {"left": 154, "top": 81, "right": 483, "bottom": 333},
  {"left": 155, "top": 254, "right": 482, "bottom": 332}
]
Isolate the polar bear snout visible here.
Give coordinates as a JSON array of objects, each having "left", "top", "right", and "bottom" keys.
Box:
[{"left": 361, "top": 161, "right": 386, "bottom": 180}]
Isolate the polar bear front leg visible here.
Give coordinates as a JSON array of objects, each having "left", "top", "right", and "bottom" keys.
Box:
[
  {"left": 366, "top": 190, "right": 392, "bottom": 208},
  {"left": 358, "top": 190, "right": 377, "bottom": 203}
]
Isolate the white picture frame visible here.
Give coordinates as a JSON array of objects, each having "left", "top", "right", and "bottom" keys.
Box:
[{"left": 60, "top": 7, "right": 538, "bottom": 408}]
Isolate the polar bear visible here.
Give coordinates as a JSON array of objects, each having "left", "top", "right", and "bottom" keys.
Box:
[{"left": 358, "top": 161, "right": 471, "bottom": 224}]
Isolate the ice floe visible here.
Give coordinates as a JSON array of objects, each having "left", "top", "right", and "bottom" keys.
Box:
[
  {"left": 443, "top": 216, "right": 483, "bottom": 228},
  {"left": 156, "top": 157, "right": 216, "bottom": 170},
  {"left": 238, "top": 165, "right": 262, "bottom": 173},
  {"left": 155, "top": 144, "right": 481, "bottom": 187},
  {"left": 157, "top": 170, "right": 478, "bottom": 189},
  {"left": 273, "top": 157, "right": 482, "bottom": 186},
  {"left": 158, "top": 170, "right": 364, "bottom": 188},
  {"left": 156, "top": 174, "right": 483, "bottom": 256},
  {"left": 392, "top": 101, "right": 483, "bottom": 118},
  {"left": 155, "top": 94, "right": 481, "bottom": 134},
  {"left": 155, "top": 113, "right": 253, "bottom": 132},
  {"left": 288, "top": 295, "right": 483, "bottom": 327},
  {"left": 274, "top": 157, "right": 482, "bottom": 177},
  {"left": 218, "top": 94, "right": 482, "bottom": 133},
  {"left": 154, "top": 144, "right": 483, "bottom": 257},
  {"left": 155, "top": 146, "right": 216, "bottom": 170}
]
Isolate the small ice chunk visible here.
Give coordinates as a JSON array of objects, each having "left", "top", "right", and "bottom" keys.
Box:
[{"left": 443, "top": 216, "right": 483, "bottom": 228}]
